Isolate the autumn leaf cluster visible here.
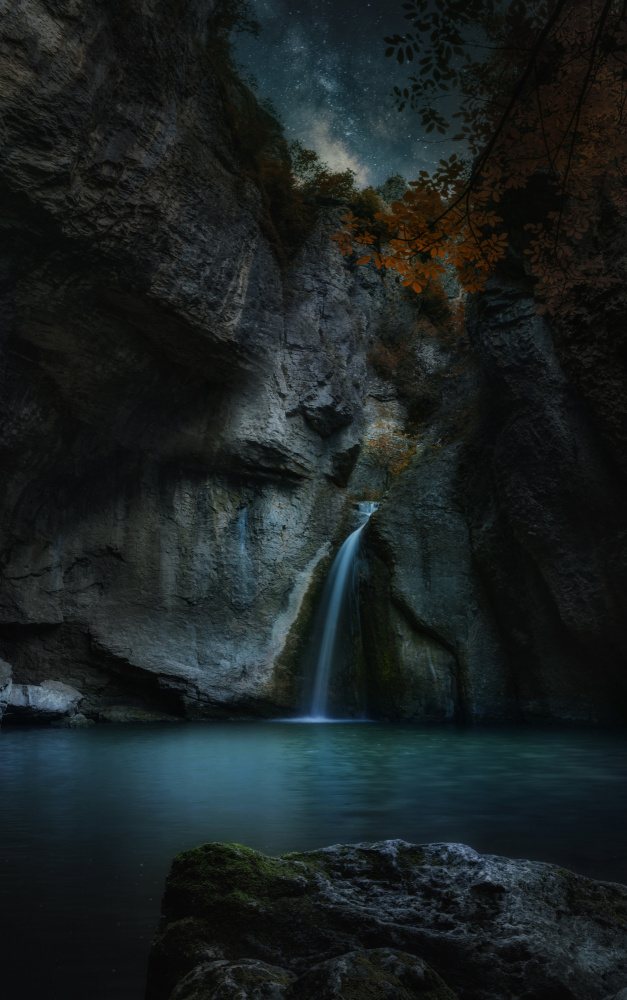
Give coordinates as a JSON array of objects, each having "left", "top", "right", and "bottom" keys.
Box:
[
  {"left": 363, "top": 420, "right": 420, "bottom": 486},
  {"left": 335, "top": 0, "right": 627, "bottom": 315}
]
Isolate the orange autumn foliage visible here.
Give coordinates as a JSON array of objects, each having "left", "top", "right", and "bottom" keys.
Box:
[
  {"left": 334, "top": 0, "right": 627, "bottom": 315},
  {"left": 363, "top": 420, "right": 419, "bottom": 486}
]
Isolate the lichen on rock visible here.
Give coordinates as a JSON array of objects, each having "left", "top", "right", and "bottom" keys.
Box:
[{"left": 146, "top": 839, "right": 627, "bottom": 1000}]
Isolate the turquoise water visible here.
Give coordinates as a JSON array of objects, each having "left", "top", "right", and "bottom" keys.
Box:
[{"left": 1, "top": 721, "right": 626, "bottom": 1000}]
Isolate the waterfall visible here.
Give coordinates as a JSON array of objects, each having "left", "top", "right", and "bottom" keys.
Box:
[{"left": 308, "top": 501, "right": 378, "bottom": 720}]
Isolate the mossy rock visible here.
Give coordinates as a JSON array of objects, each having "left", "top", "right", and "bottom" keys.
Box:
[
  {"left": 149, "top": 842, "right": 430, "bottom": 1000},
  {"left": 168, "top": 957, "right": 295, "bottom": 999},
  {"left": 148, "top": 844, "right": 317, "bottom": 999},
  {"left": 163, "top": 842, "right": 313, "bottom": 920},
  {"left": 285, "top": 948, "right": 458, "bottom": 1000},
  {"left": 157, "top": 949, "right": 457, "bottom": 1000},
  {"left": 146, "top": 917, "right": 215, "bottom": 999},
  {"left": 147, "top": 840, "right": 627, "bottom": 1000},
  {"left": 555, "top": 868, "right": 627, "bottom": 927}
]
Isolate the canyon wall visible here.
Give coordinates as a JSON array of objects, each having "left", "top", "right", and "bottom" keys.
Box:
[
  {"left": 0, "top": 0, "right": 397, "bottom": 718},
  {"left": 1, "top": 0, "right": 625, "bottom": 723},
  {"left": 362, "top": 275, "right": 627, "bottom": 723}
]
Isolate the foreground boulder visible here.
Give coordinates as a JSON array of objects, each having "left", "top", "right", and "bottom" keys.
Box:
[
  {"left": 146, "top": 840, "right": 627, "bottom": 1000},
  {"left": 165, "top": 950, "right": 457, "bottom": 1000}
]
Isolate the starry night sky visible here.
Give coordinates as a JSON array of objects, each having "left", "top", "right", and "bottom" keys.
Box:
[{"left": 235, "top": 0, "right": 448, "bottom": 188}]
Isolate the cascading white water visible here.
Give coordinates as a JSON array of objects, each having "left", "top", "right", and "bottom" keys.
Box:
[{"left": 308, "top": 501, "right": 378, "bottom": 720}]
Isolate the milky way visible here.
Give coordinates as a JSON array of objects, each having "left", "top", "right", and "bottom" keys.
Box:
[{"left": 235, "top": 0, "right": 452, "bottom": 188}]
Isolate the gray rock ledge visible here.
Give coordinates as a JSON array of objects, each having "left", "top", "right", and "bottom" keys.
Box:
[
  {"left": 4, "top": 679, "right": 83, "bottom": 723},
  {"left": 146, "top": 839, "right": 627, "bottom": 1000}
]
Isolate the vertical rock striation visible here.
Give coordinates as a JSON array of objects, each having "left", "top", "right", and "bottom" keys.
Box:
[
  {"left": 363, "top": 274, "right": 627, "bottom": 723},
  {"left": 0, "top": 0, "right": 394, "bottom": 718}
]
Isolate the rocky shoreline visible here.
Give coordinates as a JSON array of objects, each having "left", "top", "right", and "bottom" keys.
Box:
[{"left": 146, "top": 839, "right": 627, "bottom": 1000}]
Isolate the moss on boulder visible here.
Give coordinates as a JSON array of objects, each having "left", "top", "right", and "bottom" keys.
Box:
[
  {"left": 286, "top": 949, "right": 457, "bottom": 1000},
  {"left": 147, "top": 840, "right": 627, "bottom": 1000}
]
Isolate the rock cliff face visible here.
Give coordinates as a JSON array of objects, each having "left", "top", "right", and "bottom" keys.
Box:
[
  {"left": 146, "top": 839, "right": 627, "bottom": 1000},
  {"left": 1, "top": 0, "right": 626, "bottom": 724},
  {"left": 0, "top": 0, "right": 400, "bottom": 719},
  {"left": 362, "top": 276, "right": 627, "bottom": 723}
]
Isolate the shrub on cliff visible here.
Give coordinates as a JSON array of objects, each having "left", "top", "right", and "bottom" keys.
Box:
[{"left": 363, "top": 419, "right": 419, "bottom": 488}]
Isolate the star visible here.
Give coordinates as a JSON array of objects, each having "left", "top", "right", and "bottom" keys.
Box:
[{"left": 235, "top": 0, "right": 449, "bottom": 188}]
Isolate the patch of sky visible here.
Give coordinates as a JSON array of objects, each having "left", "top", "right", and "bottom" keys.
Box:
[{"left": 235, "top": 0, "right": 460, "bottom": 187}]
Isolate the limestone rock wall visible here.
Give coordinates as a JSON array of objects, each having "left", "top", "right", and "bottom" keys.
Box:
[
  {"left": 1, "top": 0, "right": 626, "bottom": 724},
  {"left": 362, "top": 278, "right": 627, "bottom": 723},
  {"left": 0, "top": 0, "right": 397, "bottom": 718}
]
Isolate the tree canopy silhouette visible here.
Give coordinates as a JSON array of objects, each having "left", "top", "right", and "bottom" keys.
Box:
[{"left": 334, "top": 0, "right": 627, "bottom": 314}]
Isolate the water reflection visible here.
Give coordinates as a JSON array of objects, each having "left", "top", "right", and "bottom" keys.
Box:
[{"left": 0, "top": 722, "right": 625, "bottom": 1000}]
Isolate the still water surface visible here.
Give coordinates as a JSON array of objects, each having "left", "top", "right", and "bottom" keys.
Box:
[{"left": 1, "top": 721, "right": 626, "bottom": 1000}]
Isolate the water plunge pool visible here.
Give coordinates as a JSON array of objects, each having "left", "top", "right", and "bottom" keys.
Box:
[{"left": 1, "top": 721, "right": 626, "bottom": 1000}]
